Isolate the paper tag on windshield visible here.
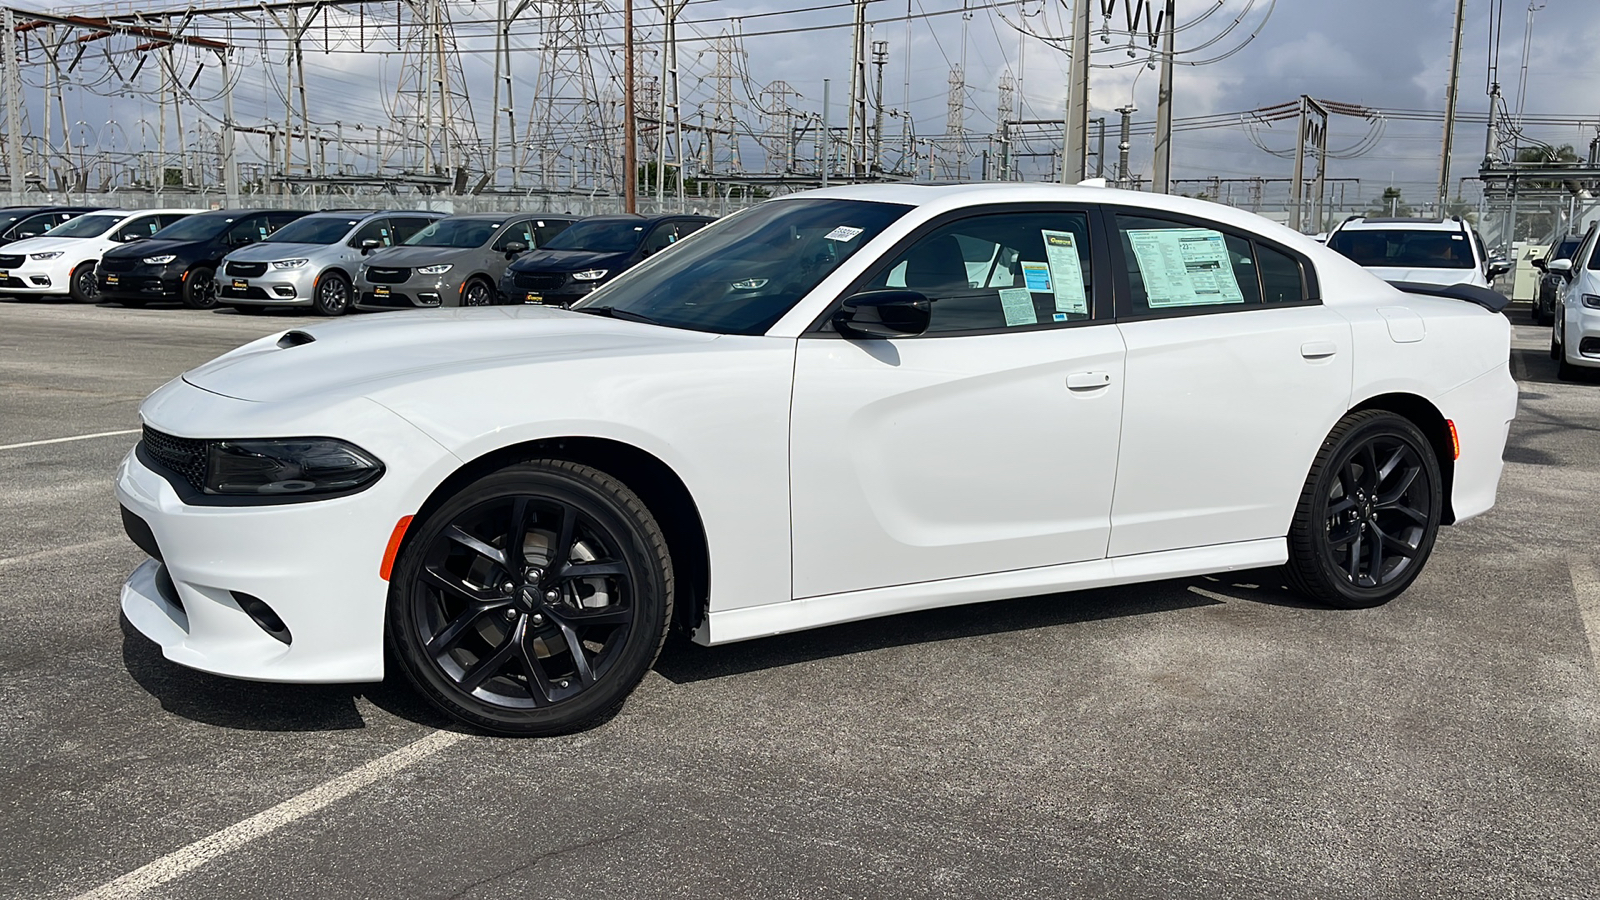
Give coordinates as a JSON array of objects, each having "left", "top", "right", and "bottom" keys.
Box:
[
  {"left": 824, "top": 226, "right": 864, "bottom": 242},
  {"left": 998, "top": 288, "right": 1037, "bottom": 326}
]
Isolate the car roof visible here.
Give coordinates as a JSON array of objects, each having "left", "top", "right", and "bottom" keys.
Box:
[
  {"left": 576, "top": 213, "right": 711, "bottom": 225},
  {"left": 1336, "top": 217, "right": 1466, "bottom": 232}
]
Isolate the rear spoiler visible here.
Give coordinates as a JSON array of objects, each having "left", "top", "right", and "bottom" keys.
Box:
[{"left": 1385, "top": 280, "right": 1510, "bottom": 313}]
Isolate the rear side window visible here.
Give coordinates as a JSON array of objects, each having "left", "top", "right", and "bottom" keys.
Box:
[
  {"left": 1114, "top": 214, "right": 1262, "bottom": 315},
  {"left": 1255, "top": 242, "right": 1307, "bottom": 305}
]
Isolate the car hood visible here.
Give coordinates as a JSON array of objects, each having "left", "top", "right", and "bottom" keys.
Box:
[
  {"left": 2, "top": 235, "right": 101, "bottom": 256},
  {"left": 1364, "top": 266, "right": 1483, "bottom": 287},
  {"left": 363, "top": 246, "right": 474, "bottom": 268},
  {"left": 181, "top": 306, "right": 720, "bottom": 404},
  {"left": 103, "top": 238, "right": 200, "bottom": 260},
  {"left": 510, "top": 248, "right": 631, "bottom": 273},
  {"left": 225, "top": 241, "right": 336, "bottom": 262}
]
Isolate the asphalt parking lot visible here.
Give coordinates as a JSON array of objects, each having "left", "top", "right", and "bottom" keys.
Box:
[{"left": 2, "top": 297, "right": 1597, "bottom": 900}]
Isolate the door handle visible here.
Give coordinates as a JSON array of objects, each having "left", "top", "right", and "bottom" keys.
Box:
[
  {"left": 1066, "top": 371, "right": 1112, "bottom": 390},
  {"left": 1300, "top": 341, "right": 1338, "bottom": 360}
]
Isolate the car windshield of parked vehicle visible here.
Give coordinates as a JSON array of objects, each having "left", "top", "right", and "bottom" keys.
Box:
[
  {"left": 44, "top": 213, "right": 123, "bottom": 238},
  {"left": 264, "top": 215, "right": 357, "bottom": 245},
  {"left": 405, "top": 218, "right": 499, "bottom": 248},
  {"left": 149, "top": 214, "right": 234, "bottom": 242},
  {"left": 1553, "top": 238, "right": 1581, "bottom": 261},
  {"left": 541, "top": 220, "right": 651, "bottom": 254},
  {"left": 1327, "top": 229, "right": 1475, "bottom": 269},
  {"left": 571, "top": 198, "right": 911, "bottom": 335}
]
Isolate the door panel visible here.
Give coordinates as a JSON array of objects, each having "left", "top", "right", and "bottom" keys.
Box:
[{"left": 790, "top": 326, "right": 1126, "bottom": 598}]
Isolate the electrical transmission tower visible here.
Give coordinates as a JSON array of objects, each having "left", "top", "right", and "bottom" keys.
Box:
[
  {"left": 996, "top": 70, "right": 1014, "bottom": 180},
  {"left": 945, "top": 65, "right": 965, "bottom": 180},
  {"left": 700, "top": 29, "right": 745, "bottom": 175},
  {"left": 389, "top": 0, "right": 482, "bottom": 186},
  {"left": 757, "top": 80, "right": 802, "bottom": 173},
  {"left": 525, "top": 0, "right": 609, "bottom": 193}
]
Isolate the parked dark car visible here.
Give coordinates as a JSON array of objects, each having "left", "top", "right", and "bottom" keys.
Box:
[
  {"left": 98, "top": 209, "right": 310, "bottom": 309},
  {"left": 1532, "top": 235, "right": 1583, "bottom": 326},
  {"left": 0, "top": 206, "right": 98, "bottom": 247},
  {"left": 353, "top": 213, "right": 576, "bottom": 310},
  {"left": 500, "top": 213, "right": 716, "bottom": 306}
]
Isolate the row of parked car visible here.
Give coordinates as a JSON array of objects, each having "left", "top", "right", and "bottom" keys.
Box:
[{"left": 0, "top": 204, "right": 716, "bottom": 316}]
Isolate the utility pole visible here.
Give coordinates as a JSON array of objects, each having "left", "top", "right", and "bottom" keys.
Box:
[
  {"left": 218, "top": 48, "right": 238, "bottom": 202},
  {"left": 1438, "top": 0, "right": 1465, "bottom": 212},
  {"left": 1061, "top": 0, "right": 1090, "bottom": 182},
  {"left": 3, "top": 7, "right": 20, "bottom": 202},
  {"left": 871, "top": 39, "right": 888, "bottom": 176},
  {"left": 655, "top": 0, "right": 688, "bottom": 208},
  {"left": 1115, "top": 104, "right": 1135, "bottom": 187},
  {"left": 846, "top": 0, "right": 870, "bottom": 176},
  {"left": 996, "top": 71, "right": 1013, "bottom": 180},
  {"left": 1151, "top": 0, "right": 1176, "bottom": 192},
  {"left": 623, "top": 0, "right": 636, "bottom": 212},
  {"left": 1092, "top": 116, "right": 1106, "bottom": 178},
  {"left": 821, "top": 78, "right": 830, "bottom": 187}
]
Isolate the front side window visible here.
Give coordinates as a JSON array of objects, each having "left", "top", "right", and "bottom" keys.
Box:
[
  {"left": 532, "top": 221, "right": 572, "bottom": 247},
  {"left": 349, "top": 218, "right": 394, "bottom": 248},
  {"left": 115, "top": 216, "right": 169, "bottom": 242},
  {"left": 152, "top": 215, "right": 233, "bottom": 242},
  {"left": 8, "top": 211, "right": 71, "bottom": 239},
  {"left": 491, "top": 219, "right": 536, "bottom": 250},
  {"left": 642, "top": 222, "right": 681, "bottom": 255},
  {"left": 860, "top": 210, "right": 1095, "bottom": 334},
  {"left": 1327, "top": 229, "right": 1475, "bottom": 269}
]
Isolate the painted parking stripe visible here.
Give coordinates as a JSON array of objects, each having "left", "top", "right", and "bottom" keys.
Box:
[
  {"left": 68, "top": 729, "right": 467, "bottom": 900},
  {"left": 1570, "top": 555, "right": 1600, "bottom": 674},
  {"left": 0, "top": 429, "right": 139, "bottom": 452}
]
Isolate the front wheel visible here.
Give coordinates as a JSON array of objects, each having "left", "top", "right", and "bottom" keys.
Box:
[
  {"left": 387, "top": 459, "right": 674, "bottom": 736},
  {"left": 460, "top": 278, "right": 496, "bottom": 307},
  {"left": 181, "top": 266, "right": 218, "bottom": 309},
  {"left": 1283, "top": 410, "right": 1442, "bottom": 609},
  {"left": 312, "top": 271, "right": 352, "bottom": 316},
  {"left": 69, "top": 262, "right": 98, "bottom": 303}
]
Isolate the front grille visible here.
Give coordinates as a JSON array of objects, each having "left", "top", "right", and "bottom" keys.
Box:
[
  {"left": 366, "top": 267, "right": 410, "bottom": 284},
  {"left": 514, "top": 272, "right": 566, "bottom": 290},
  {"left": 225, "top": 261, "right": 267, "bottom": 277},
  {"left": 0, "top": 254, "right": 24, "bottom": 268},
  {"left": 0, "top": 276, "right": 24, "bottom": 288},
  {"left": 141, "top": 426, "right": 208, "bottom": 492},
  {"left": 100, "top": 256, "right": 138, "bottom": 273}
]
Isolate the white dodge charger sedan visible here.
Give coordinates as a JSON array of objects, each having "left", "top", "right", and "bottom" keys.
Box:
[{"left": 116, "top": 184, "right": 1517, "bottom": 736}]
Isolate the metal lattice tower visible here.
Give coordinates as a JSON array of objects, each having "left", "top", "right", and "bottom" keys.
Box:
[
  {"left": 525, "top": 0, "right": 610, "bottom": 192},
  {"left": 946, "top": 65, "right": 965, "bottom": 179},
  {"left": 700, "top": 29, "right": 745, "bottom": 175},
  {"left": 757, "top": 80, "right": 802, "bottom": 174},
  {"left": 388, "top": 0, "right": 482, "bottom": 182}
]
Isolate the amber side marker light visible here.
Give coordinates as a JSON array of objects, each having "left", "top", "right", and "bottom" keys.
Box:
[
  {"left": 380, "top": 515, "right": 414, "bottom": 581},
  {"left": 1447, "top": 420, "right": 1460, "bottom": 460}
]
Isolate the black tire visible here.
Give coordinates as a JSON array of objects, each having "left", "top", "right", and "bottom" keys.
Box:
[
  {"left": 181, "top": 266, "right": 219, "bottom": 310},
  {"left": 387, "top": 459, "right": 673, "bottom": 737},
  {"left": 69, "top": 262, "right": 98, "bottom": 303},
  {"left": 1551, "top": 328, "right": 1562, "bottom": 361},
  {"left": 1283, "top": 410, "right": 1442, "bottom": 609},
  {"left": 311, "top": 270, "right": 353, "bottom": 316},
  {"left": 1558, "top": 355, "right": 1581, "bottom": 381},
  {"left": 460, "top": 278, "right": 496, "bottom": 307},
  {"left": 1535, "top": 303, "right": 1555, "bottom": 327}
]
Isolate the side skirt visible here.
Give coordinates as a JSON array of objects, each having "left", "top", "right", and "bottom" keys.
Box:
[{"left": 697, "top": 537, "right": 1288, "bottom": 645}]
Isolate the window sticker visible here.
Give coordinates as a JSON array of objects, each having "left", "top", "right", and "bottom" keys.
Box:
[
  {"left": 824, "top": 225, "right": 864, "bottom": 242},
  {"left": 1126, "top": 227, "right": 1244, "bottom": 307},
  {"left": 1021, "top": 262, "right": 1052, "bottom": 292},
  {"left": 1052, "top": 312, "right": 1069, "bottom": 322},
  {"left": 998, "top": 287, "right": 1038, "bottom": 326},
  {"left": 1040, "top": 230, "right": 1089, "bottom": 314}
]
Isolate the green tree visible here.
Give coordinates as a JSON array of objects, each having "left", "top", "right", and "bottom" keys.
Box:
[{"left": 1367, "top": 186, "right": 1411, "bottom": 218}]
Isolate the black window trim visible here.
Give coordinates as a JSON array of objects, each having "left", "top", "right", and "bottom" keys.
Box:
[
  {"left": 803, "top": 201, "right": 1117, "bottom": 338},
  {"left": 1102, "top": 202, "right": 1322, "bottom": 322}
]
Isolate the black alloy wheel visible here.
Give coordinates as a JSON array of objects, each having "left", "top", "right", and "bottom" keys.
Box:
[
  {"left": 69, "top": 262, "right": 98, "bottom": 303},
  {"left": 182, "top": 266, "right": 219, "bottom": 309},
  {"left": 461, "top": 279, "right": 495, "bottom": 307},
  {"left": 312, "top": 271, "right": 352, "bottom": 316},
  {"left": 388, "top": 460, "right": 673, "bottom": 736},
  {"left": 1284, "top": 410, "right": 1441, "bottom": 608}
]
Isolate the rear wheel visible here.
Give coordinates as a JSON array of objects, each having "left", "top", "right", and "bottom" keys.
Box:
[
  {"left": 1283, "top": 410, "right": 1441, "bottom": 609},
  {"left": 181, "top": 266, "right": 218, "bottom": 310},
  {"left": 461, "top": 278, "right": 496, "bottom": 307},
  {"left": 69, "top": 262, "right": 98, "bottom": 303},
  {"left": 312, "top": 271, "right": 352, "bottom": 316},
  {"left": 387, "top": 459, "right": 673, "bottom": 736}
]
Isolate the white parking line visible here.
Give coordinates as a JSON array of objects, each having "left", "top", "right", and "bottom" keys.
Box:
[
  {"left": 1570, "top": 555, "right": 1600, "bottom": 674},
  {"left": 0, "top": 429, "right": 139, "bottom": 452},
  {"left": 68, "top": 729, "right": 467, "bottom": 900}
]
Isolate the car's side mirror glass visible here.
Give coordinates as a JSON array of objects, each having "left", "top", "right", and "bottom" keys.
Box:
[{"left": 833, "top": 290, "right": 932, "bottom": 339}]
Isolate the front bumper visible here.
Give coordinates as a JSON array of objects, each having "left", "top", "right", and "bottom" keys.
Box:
[
  {"left": 1563, "top": 303, "right": 1600, "bottom": 369},
  {"left": 352, "top": 273, "right": 460, "bottom": 310},
  {"left": 498, "top": 274, "right": 598, "bottom": 307},
  {"left": 100, "top": 267, "right": 183, "bottom": 301},
  {"left": 116, "top": 384, "right": 462, "bottom": 683},
  {"left": 219, "top": 265, "right": 318, "bottom": 306},
  {"left": 0, "top": 257, "right": 74, "bottom": 294}
]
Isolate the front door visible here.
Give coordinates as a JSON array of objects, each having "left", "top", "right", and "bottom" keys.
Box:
[{"left": 789, "top": 208, "right": 1126, "bottom": 599}]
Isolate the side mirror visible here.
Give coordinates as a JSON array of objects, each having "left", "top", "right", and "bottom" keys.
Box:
[
  {"left": 833, "top": 290, "right": 932, "bottom": 339},
  {"left": 503, "top": 241, "right": 527, "bottom": 256},
  {"left": 1547, "top": 258, "right": 1573, "bottom": 277},
  {"left": 360, "top": 239, "right": 381, "bottom": 255},
  {"left": 1486, "top": 257, "right": 1512, "bottom": 278},
  {"left": 1532, "top": 256, "right": 1546, "bottom": 271}
]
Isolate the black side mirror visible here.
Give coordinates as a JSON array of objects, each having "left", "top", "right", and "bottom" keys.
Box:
[
  {"left": 1532, "top": 256, "right": 1547, "bottom": 271},
  {"left": 503, "top": 241, "right": 527, "bottom": 257},
  {"left": 833, "top": 290, "right": 932, "bottom": 339},
  {"left": 360, "top": 239, "right": 381, "bottom": 255}
]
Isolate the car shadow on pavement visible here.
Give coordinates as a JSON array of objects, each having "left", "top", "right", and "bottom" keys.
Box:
[
  {"left": 654, "top": 569, "right": 1315, "bottom": 685},
  {"left": 119, "top": 613, "right": 455, "bottom": 732}
]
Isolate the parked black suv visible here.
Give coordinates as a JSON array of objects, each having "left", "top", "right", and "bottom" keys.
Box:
[
  {"left": 98, "top": 209, "right": 309, "bottom": 308},
  {"left": 0, "top": 206, "right": 98, "bottom": 247},
  {"left": 500, "top": 213, "right": 715, "bottom": 306},
  {"left": 1532, "top": 235, "right": 1583, "bottom": 326}
]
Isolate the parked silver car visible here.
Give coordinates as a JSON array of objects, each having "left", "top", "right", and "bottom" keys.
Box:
[
  {"left": 216, "top": 210, "right": 445, "bottom": 315},
  {"left": 352, "top": 213, "right": 576, "bottom": 310}
]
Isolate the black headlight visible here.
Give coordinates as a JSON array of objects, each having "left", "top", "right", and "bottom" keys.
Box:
[{"left": 205, "top": 438, "right": 384, "bottom": 496}]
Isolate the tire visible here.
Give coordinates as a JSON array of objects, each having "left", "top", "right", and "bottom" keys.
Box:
[
  {"left": 387, "top": 459, "right": 674, "bottom": 737},
  {"left": 311, "top": 271, "right": 353, "bottom": 316},
  {"left": 69, "top": 262, "right": 98, "bottom": 303},
  {"left": 460, "top": 278, "right": 496, "bottom": 307},
  {"left": 1558, "top": 354, "right": 1581, "bottom": 382},
  {"left": 1551, "top": 328, "right": 1562, "bottom": 361},
  {"left": 1535, "top": 302, "right": 1554, "bottom": 327},
  {"left": 1283, "top": 410, "right": 1442, "bottom": 609},
  {"left": 181, "top": 266, "right": 218, "bottom": 310}
]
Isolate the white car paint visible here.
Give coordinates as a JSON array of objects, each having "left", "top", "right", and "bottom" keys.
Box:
[
  {"left": 117, "top": 183, "right": 1517, "bottom": 684},
  {"left": 1552, "top": 228, "right": 1600, "bottom": 373},
  {"left": 0, "top": 208, "right": 200, "bottom": 297}
]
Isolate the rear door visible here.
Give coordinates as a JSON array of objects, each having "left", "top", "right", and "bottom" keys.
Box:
[{"left": 1106, "top": 208, "right": 1353, "bottom": 557}]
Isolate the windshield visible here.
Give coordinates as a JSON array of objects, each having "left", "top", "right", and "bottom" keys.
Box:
[
  {"left": 543, "top": 220, "right": 649, "bottom": 253},
  {"left": 406, "top": 218, "right": 499, "bottom": 248},
  {"left": 150, "top": 214, "right": 234, "bottom": 242},
  {"left": 46, "top": 214, "right": 123, "bottom": 238},
  {"left": 1553, "top": 239, "right": 1581, "bottom": 261},
  {"left": 266, "top": 216, "right": 357, "bottom": 245},
  {"left": 1327, "top": 229, "right": 1474, "bottom": 269},
  {"left": 571, "top": 198, "right": 912, "bottom": 335}
]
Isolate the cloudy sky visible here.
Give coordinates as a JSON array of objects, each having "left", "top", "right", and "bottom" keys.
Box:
[{"left": 13, "top": 0, "right": 1598, "bottom": 210}]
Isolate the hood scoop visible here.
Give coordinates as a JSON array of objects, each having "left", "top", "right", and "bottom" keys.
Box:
[{"left": 277, "top": 330, "right": 316, "bottom": 349}]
